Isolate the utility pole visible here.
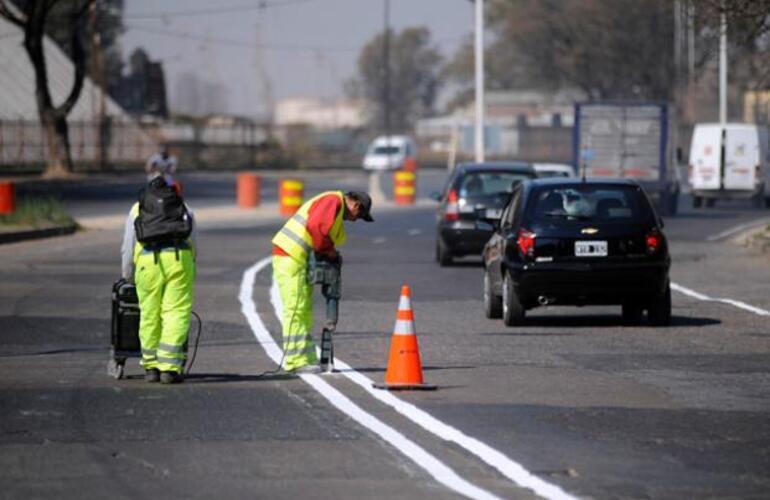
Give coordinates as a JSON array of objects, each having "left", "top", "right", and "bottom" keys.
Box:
[
  {"left": 89, "top": 0, "right": 108, "bottom": 170},
  {"left": 383, "top": 0, "right": 391, "bottom": 137},
  {"left": 474, "top": 0, "right": 485, "bottom": 163},
  {"left": 718, "top": 0, "right": 727, "bottom": 126}
]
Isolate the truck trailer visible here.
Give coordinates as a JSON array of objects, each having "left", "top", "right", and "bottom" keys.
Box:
[{"left": 572, "top": 102, "right": 680, "bottom": 216}]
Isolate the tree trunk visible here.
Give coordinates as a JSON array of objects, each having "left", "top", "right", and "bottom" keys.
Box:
[
  {"left": 14, "top": 0, "right": 90, "bottom": 178},
  {"left": 40, "top": 110, "right": 75, "bottom": 178}
]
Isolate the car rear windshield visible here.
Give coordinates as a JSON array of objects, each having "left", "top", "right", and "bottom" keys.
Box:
[
  {"left": 457, "top": 171, "right": 533, "bottom": 198},
  {"left": 526, "top": 184, "right": 655, "bottom": 223}
]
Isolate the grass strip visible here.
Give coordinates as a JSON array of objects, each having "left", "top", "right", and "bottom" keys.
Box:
[{"left": 0, "top": 196, "right": 77, "bottom": 229}]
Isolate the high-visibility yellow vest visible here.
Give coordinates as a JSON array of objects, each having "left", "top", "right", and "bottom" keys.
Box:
[{"left": 272, "top": 191, "right": 347, "bottom": 261}]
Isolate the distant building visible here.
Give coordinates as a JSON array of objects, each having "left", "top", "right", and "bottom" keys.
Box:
[
  {"left": 172, "top": 72, "right": 229, "bottom": 117},
  {"left": 416, "top": 89, "right": 584, "bottom": 162},
  {"left": 114, "top": 48, "right": 169, "bottom": 118},
  {"left": 274, "top": 97, "right": 366, "bottom": 129}
]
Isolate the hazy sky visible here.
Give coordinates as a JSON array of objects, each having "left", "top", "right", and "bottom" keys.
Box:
[{"left": 121, "top": 0, "right": 474, "bottom": 117}]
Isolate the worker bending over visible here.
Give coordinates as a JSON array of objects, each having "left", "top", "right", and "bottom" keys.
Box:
[
  {"left": 122, "top": 177, "right": 196, "bottom": 384},
  {"left": 272, "top": 190, "right": 373, "bottom": 373}
]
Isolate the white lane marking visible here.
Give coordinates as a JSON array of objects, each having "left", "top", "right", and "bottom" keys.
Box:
[
  {"left": 331, "top": 357, "right": 579, "bottom": 500},
  {"left": 240, "top": 257, "right": 502, "bottom": 500},
  {"left": 671, "top": 282, "right": 770, "bottom": 316},
  {"left": 705, "top": 217, "right": 770, "bottom": 242},
  {"left": 266, "top": 260, "right": 578, "bottom": 500},
  {"left": 408, "top": 228, "right": 423, "bottom": 236},
  {"left": 373, "top": 237, "right": 387, "bottom": 244}
]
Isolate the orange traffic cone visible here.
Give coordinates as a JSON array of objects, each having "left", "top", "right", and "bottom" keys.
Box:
[{"left": 373, "top": 285, "right": 436, "bottom": 390}]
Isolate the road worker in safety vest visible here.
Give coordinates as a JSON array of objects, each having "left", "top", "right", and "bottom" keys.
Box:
[
  {"left": 121, "top": 178, "right": 196, "bottom": 384},
  {"left": 272, "top": 190, "right": 373, "bottom": 373}
]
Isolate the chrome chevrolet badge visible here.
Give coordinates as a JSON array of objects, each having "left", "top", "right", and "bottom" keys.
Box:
[{"left": 581, "top": 227, "right": 599, "bottom": 235}]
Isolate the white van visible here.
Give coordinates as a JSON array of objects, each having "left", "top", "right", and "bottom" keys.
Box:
[
  {"left": 362, "top": 135, "right": 416, "bottom": 171},
  {"left": 689, "top": 123, "right": 770, "bottom": 207}
]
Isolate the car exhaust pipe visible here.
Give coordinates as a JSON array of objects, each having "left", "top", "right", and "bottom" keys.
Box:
[{"left": 538, "top": 295, "right": 553, "bottom": 306}]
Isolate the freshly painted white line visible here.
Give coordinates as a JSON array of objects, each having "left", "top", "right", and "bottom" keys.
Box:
[
  {"left": 705, "top": 217, "right": 770, "bottom": 242},
  {"left": 332, "top": 357, "right": 579, "bottom": 500},
  {"left": 671, "top": 282, "right": 770, "bottom": 316},
  {"left": 264, "top": 259, "right": 579, "bottom": 500},
  {"left": 240, "top": 257, "right": 502, "bottom": 500}
]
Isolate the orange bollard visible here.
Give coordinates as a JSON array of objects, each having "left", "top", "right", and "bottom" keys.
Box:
[
  {"left": 373, "top": 284, "right": 436, "bottom": 391},
  {"left": 0, "top": 182, "right": 15, "bottom": 215},
  {"left": 237, "top": 173, "right": 261, "bottom": 208},
  {"left": 279, "top": 178, "right": 304, "bottom": 216},
  {"left": 393, "top": 170, "right": 416, "bottom": 205}
]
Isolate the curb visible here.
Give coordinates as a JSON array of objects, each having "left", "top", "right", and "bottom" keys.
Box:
[{"left": 0, "top": 224, "right": 79, "bottom": 245}]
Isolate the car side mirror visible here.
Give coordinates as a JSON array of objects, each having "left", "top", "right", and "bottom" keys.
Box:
[
  {"left": 429, "top": 191, "right": 442, "bottom": 202},
  {"left": 475, "top": 220, "right": 496, "bottom": 232}
]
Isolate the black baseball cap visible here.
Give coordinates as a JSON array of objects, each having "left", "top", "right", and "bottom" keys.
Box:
[{"left": 346, "top": 191, "right": 374, "bottom": 222}]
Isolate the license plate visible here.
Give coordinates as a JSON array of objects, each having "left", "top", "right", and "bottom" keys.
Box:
[
  {"left": 575, "top": 240, "right": 608, "bottom": 257},
  {"left": 485, "top": 208, "right": 502, "bottom": 219}
]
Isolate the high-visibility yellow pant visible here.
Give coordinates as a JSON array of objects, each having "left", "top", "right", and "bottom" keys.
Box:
[
  {"left": 272, "top": 255, "right": 317, "bottom": 370},
  {"left": 135, "top": 248, "right": 195, "bottom": 374}
]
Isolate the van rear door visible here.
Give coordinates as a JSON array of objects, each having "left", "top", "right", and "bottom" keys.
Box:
[
  {"left": 689, "top": 125, "right": 722, "bottom": 190},
  {"left": 723, "top": 127, "right": 758, "bottom": 191}
]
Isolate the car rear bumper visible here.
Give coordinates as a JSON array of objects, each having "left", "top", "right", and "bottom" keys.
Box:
[
  {"left": 510, "top": 261, "right": 669, "bottom": 306},
  {"left": 439, "top": 222, "right": 493, "bottom": 256}
]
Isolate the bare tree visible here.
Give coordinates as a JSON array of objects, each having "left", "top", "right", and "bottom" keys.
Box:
[
  {"left": 0, "top": 0, "right": 92, "bottom": 177},
  {"left": 349, "top": 26, "right": 443, "bottom": 132}
]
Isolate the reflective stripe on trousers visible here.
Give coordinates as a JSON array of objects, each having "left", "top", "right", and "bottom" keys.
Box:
[
  {"left": 135, "top": 248, "right": 195, "bottom": 373},
  {"left": 272, "top": 254, "right": 317, "bottom": 370}
]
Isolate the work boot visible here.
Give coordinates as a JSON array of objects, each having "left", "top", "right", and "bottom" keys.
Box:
[
  {"left": 159, "top": 371, "right": 184, "bottom": 384},
  {"left": 144, "top": 369, "right": 160, "bottom": 383}
]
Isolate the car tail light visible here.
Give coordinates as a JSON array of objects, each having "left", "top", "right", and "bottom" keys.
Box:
[
  {"left": 517, "top": 228, "right": 536, "bottom": 258},
  {"left": 646, "top": 231, "right": 663, "bottom": 255},
  {"left": 444, "top": 189, "right": 459, "bottom": 221}
]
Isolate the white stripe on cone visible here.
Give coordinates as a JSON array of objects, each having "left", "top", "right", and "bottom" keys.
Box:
[{"left": 393, "top": 319, "right": 415, "bottom": 336}]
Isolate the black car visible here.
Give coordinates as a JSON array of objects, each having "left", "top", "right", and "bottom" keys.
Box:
[
  {"left": 482, "top": 178, "right": 671, "bottom": 326},
  {"left": 434, "top": 162, "right": 537, "bottom": 266}
]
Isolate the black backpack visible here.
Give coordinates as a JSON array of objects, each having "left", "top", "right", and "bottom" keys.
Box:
[{"left": 134, "top": 177, "right": 192, "bottom": 246}]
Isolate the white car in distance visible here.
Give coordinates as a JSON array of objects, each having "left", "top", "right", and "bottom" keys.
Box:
[{"left": 363, "top": 135, "right": 416, "bottom": 171}]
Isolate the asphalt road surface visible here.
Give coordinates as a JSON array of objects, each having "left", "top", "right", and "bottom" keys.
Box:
[{"left": 2, "top": 170, "right": 769, "bottom": 499}]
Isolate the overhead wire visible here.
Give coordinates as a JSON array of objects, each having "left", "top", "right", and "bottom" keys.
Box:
[
  {"left": 123, "top": 0, "right": 317, "bottom": 20},
  {"left": 125, "top": 23, "right": 360, "bottom": 53}
]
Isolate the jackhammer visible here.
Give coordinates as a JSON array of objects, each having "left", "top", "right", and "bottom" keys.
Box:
[{"left": 307, "top": 253, "right": 342, "bottom": 373}]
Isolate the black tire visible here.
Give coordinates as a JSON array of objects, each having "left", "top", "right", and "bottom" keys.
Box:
[
  {"left": 705, "top": 198, "right": 716, "bottom": 208},
  {"left": 622, "top": 303, "right": 644, "bottom": 325},
  {"left": 484, "top": 269, "right": 502, "bottom": 319},
  {"left": 436, "top": 238, "right": 453, "bottom": 267},
  {"left": 502, "top": 272, "right": 525, "bottom": 326},
  {"left": 648, "top": 282, "right": 672, "bottom": 326},
  {"left": 764, "top": 197, "right": 770, "bottom": 209},
  {"left": 692, "top": 195, "right": 702, "bottom": 208}
]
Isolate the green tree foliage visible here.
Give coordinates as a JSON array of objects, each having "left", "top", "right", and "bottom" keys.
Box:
[{"left": 350, "top": 26, "right": 443, "bottom": 132}]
